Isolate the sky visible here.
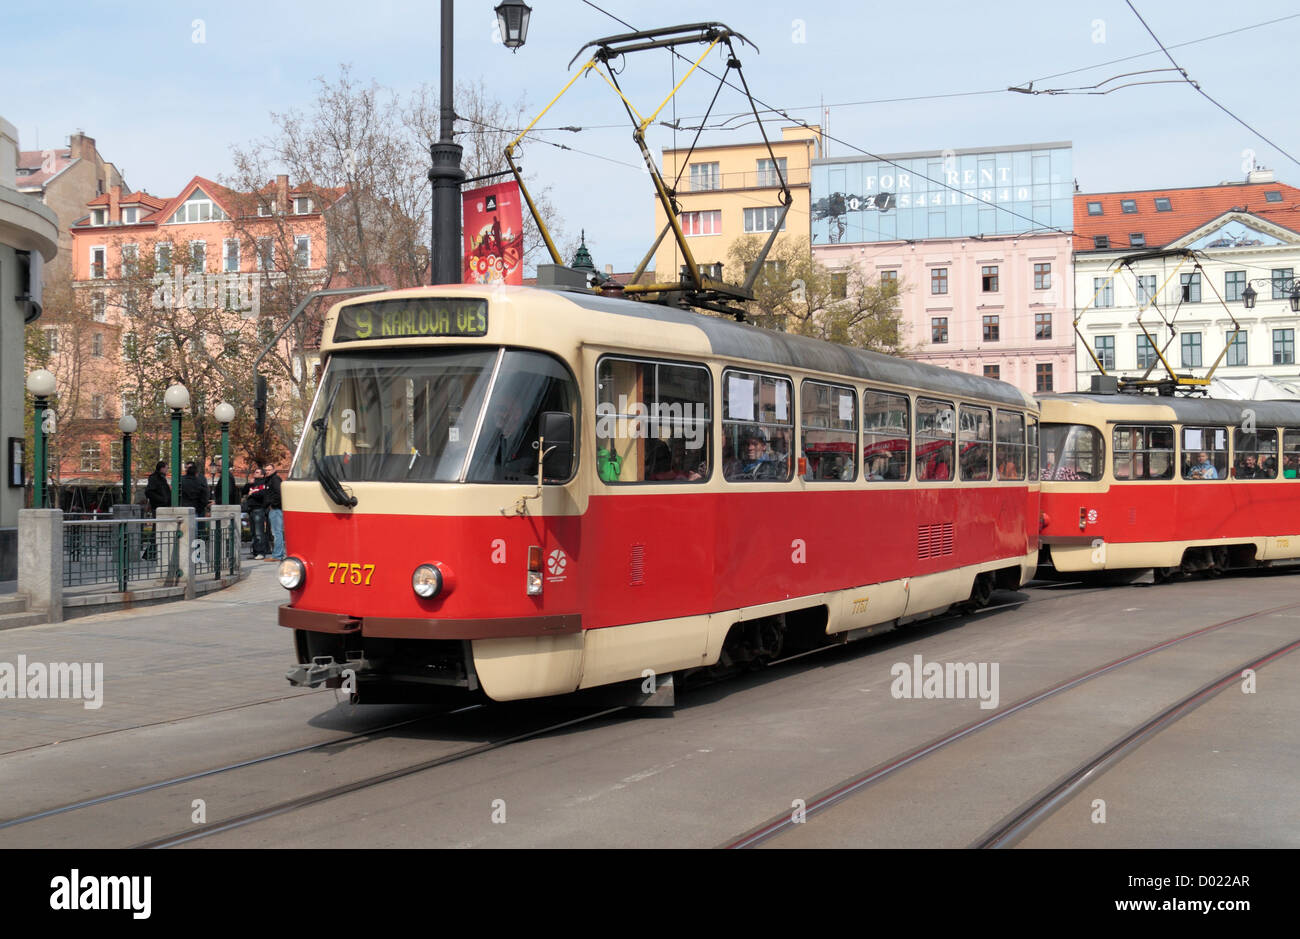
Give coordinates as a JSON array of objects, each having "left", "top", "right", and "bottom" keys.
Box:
[{"left": 4, "top": 0, "right": 1299, "bottom": 271}]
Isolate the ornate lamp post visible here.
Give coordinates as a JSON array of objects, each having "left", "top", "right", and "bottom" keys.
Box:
[
  {"left": 1242, "top": 279, "right": 1300, "bottom": 313},
  {"left": 495, "top": 0, "right": 532, "bottom": 51},
  {"left": 118, "top": 413, "right": 137, "bottom": 506},
  {"left": 163, "top": 383, "right": 190, "bottom": 507},
  {"left": 214, "top": 401, "right": 236, "bottom": 505},
  {"left": 26, "top": 369, "right": 56, "bottom": 508}
]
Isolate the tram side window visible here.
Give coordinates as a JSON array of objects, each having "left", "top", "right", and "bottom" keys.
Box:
[
  {"left": 1233, "top": 428, "right": 1278, "bottom": 479},
  {"left": 863, "top": 390, "right": 910, "bottom": 481},
  {"left": 467, "top": 351, "right": 581, "bottom": 484},
  {"left": 1041, "top": 423, "right": 1106, "bottom": 480},
  {"left": 996, "top": 411, "right": 1026, "bottom": 480},
  {"left": 723, "top": 369, "right": 794, "bottom": 482},
  {"left": 595, "top": 357, "right": 711, "bottom": 484},
  {"left": 1027, "top": 417, "right": 1040, "bottom": 481},
  {"left": 915, "top": 398, "right": 955, "bottom": 481},
  {"left": 1283, "top": 429, "right": 1300, "bottom": 478},
  {"left": 1110, "top": 425, "right": 1172, "bottom": 480},
  {"left": 801, "top": 381, "right": 857, "bottom": 481},
  {"left": 1181, "top": 426, "right": 1228, "bottom": 480},
  {"left": 959, "top": 406, "right": 993, "bottom": 481}
]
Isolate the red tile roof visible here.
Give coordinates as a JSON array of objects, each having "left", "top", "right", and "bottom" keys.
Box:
[
  {"left": 1075, "top": 181, "right": 1300, "bottom": 251},
  {"left": 15, "top": 148, "right": 75, "bottom": 189}
]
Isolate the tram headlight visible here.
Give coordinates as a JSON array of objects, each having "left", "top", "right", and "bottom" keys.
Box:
[
  {"left": 412, "top": 564, "right": 443, "bottom": 598},
  {"left": 278, "top": 557, "right": 306, "bottom": 590}
]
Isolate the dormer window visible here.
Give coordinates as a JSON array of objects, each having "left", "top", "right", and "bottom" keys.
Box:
[
  {"left": 1094, "top": 235, "right": 1110, "bottom": 249},
  {"left": 1265, "top": 190, "right": 1283, "bottom": 203},
  {"left": 91, "top": 208, "right": 106, "bottom": 226},
  {"left": 258, "top": 200, "right": 275, "bottom": 217},
  {"left": 122, "top": 207, "right": 138, "bottom": 224},
  {"left": 1129, "top": 233, "right": 1146, "bottom": 247},
  {"left": 1087, "top": 201, "right": 1103, "bottom": 216},
  {"left": 1121, "top": 199, "right": 1137, "bottom": 213},
  {"left": 167, "top": 188, "right": 229, "bottom": 224},
  {"left": 294, "top": 196, "right": 312, "bottom": 214},
  {"left": 1154, "top": 197, "right": 1172, "bottom": 212}
]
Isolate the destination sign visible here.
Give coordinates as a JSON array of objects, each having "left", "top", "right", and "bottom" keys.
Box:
[{"left": 333, "top": 298, "right": 488, "bottom": 342}]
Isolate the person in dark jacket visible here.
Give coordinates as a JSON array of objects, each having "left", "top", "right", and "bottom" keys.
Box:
[
  {"left": 144, "top": 461, "right": 170, "bottom": 517},
  {"left": 263, "top": 461, "right": 284, "bottom": 560},
  {"left": 244, "top": 467, "right": 271, "bottom": 559},
  {"left": 210, "top": 456, "right": 239, "bottom": 505},
  {"left": 180, "top": 461, "right": 210, "bottom": 516}
]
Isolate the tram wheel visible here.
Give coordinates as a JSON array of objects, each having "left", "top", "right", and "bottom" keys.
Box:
[{"left": 962, "top": 573, "right": 994, "bottom": 612}]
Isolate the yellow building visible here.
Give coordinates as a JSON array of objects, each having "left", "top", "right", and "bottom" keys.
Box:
[{"left": 652, "top": 126, "right": 821, "bottom": 286}]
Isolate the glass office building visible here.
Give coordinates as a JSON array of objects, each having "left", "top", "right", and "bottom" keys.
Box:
[{"left": 811, "top": 143, "right": 1073, "bottom": 244}]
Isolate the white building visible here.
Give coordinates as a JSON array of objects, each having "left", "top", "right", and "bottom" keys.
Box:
[{"left": 1073, "top": 171, "right": 1300, "bottom": 393}]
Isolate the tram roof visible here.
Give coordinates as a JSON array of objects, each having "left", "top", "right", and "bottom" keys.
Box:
[{"left": 1039, "top": 393, "right": 1300, "bottom": 426}]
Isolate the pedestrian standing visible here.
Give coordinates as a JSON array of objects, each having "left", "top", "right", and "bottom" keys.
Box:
[
  {"left": 244, "top": 466, "right": 270, "bottom": 559},
  {"left": 144, "top": 461, "right": 170, "bottom": 516},
  {"left": 180, "top": 461, "right": 210, "bottom": 516},
  {"left": 263, "top": 461, "right": 284, "bottom": 561}
]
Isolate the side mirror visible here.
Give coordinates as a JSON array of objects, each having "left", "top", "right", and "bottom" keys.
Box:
[{"left": 540, "top": 411, "right": 574, "bottom": 480}]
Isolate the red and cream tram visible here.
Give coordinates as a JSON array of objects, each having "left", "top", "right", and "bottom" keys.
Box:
[
  {"left": 279, "top": 285, "right": 1040, "bottom": 702},
  {"left": 1038, "top": 392, "right": 1300, "bottom": 576}
]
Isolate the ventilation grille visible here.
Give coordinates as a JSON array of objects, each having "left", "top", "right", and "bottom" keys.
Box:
[
  {"left": 629, "top": 543, "right": 645, "bottom": 586},
  {"left": 1128, "top": 507, "right": 1137, "bottom": 526},
  {"left": 917, "top": 523, "right": 954, "bottom": 559}
]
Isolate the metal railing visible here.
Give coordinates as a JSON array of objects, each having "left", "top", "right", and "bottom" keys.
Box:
[
  {"left": 676, "top": 166, "right": 810, "bottom": 193},
  {"left": 62, "top": 518, "right": 182, "bottom": 590},
  {"left": 195, "top": 517, "right": 241, "bottom": 579}
]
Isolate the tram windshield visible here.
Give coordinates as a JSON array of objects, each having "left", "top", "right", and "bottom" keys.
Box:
[
  {"left": 1039, "top": 423, "right": 1105, "bottom": 481},
  {"left": 292, "top": 347, "right": 577, "bottom": 484}
]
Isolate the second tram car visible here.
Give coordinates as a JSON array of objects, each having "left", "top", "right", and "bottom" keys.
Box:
[
  {"left": 1038, "top": 392, "right": 1300, "bottom": 576},
  {"left": 279, "top": 285, "right": 1041, "bottom": 702}
]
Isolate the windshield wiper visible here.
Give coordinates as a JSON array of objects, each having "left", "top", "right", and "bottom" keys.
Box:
[{"left": 312, "top": 385, "right": 357, "bottom": 508}]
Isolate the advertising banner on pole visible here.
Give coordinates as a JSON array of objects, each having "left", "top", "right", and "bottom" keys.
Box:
[{"left": 462, "top": 181, "right": 525, "bottom": 285}]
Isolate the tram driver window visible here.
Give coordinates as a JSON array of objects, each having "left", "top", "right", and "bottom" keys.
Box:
[
  {"left": 1041, "top": 424, "right": 1106, "bottom": 480},
  {"left": 959, "top": 406, "right": 993, "bottom": 481},
  {"left": 801, "top": 381, "right": 856, "bottom": 481},
  {"left": 723, "top": 369, "right": 794, "bottom": 482},
  {"left": 1181, "top": 427, "right": 1228, "bottom": 480},
  {"left": 863, "top": 390, "right": 910, "bottom": 481},
  {"left": 594, "top": 357, "right": 711, "bottom": 484},
  {"left": 915, "top": 398, "right": 955, "bottom": 481}
]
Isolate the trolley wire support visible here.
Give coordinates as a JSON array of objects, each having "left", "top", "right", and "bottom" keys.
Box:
[
  {"left": 506, "top": 22, "right": 791, "bottom": 321},
  {"left": 1073, "top": 248, "right": 1242, "bottom": 396}
]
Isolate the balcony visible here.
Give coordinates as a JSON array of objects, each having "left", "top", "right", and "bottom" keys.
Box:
[{"left": 674, "top": 166, "right": 810, "bottom": 193}]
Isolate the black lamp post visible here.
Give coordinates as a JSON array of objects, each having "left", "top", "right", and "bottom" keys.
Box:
[
  {"left": 1242, "top": 279, "right": 1300, "bottom": 313},
  {"left": 428, "top": 0, "right": 531, "bottom": 286}
]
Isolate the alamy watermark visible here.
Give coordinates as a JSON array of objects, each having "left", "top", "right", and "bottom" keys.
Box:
[
  {"left": 0, "top": 656, "right": 103, "bottom": 709},
  {"left": 596, "top": 396, "right": 707, "bottom": 450},
  {"left": 151, "top": 266, "right": 260, "bottom": 316},
  {"left": 890, "top": 654, "right": 999, "bottom": 710}
]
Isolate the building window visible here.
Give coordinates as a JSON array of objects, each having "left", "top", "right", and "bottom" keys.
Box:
[
  {"left": 294, "top": 235, "right": 311, "bottom": 268},
  {"left": 1274, "top": 329, "right": 1295, "bottom": 365},
  {"left": 1033, "top": 262, "right": 1051, "bottom": 290},
  {"left": 1225, "top": 270, "right": 1245, "bottom": 302},
  {"left": 743, "top": 206, "right": 786, "bottom": 233},
  {"left": 44, "top": 327, "right": 58, "bottom": 354},
  {"left": 982, "top": 315, "right": 1000, "bottom": 342},
  {"left": 1273, "top": 268, "right": 1295, "bottom": 300},
  {"left": 258, "top": 200, "right": 274, "bottom": 217},
  {"left": 1033, "top": 312, "right": 1052, "bottom": 340},
  {"left": 830, "top": 270, "right": 848, "bottom": 299},
  {"left": 1265, "top": 190, "right": 1283, "bottom": 203},
  {"left": 1087, "top": 201, "right": 1103, "bottom": 215},
  {"left": 1154, "top": 197, "right": 1172, "bottom": 212},
  {"left": 1095, "top": 335, "right": 1115, "bottom": 370},
  {"left": 110, "top": 441, "right": 122, "bottom": 473},
  {"left": 122, "top": 207, "right": 138, "bottom": 224},
  {"left": 90, "top": 246, "right": 106, "bottom": 278},
  {"left": 81, "top": 442, "right": 102, "bottom": 472},
  {"left": 1036, "top": 363, "right": 1053, "bottom": 392},
  {"left": 91, "top": 295, "right": 107, "bottom": 322},
  {"left": 1129, "top": 233, "right": 1145, "bottom": 248},
  {"left": 1094, "top": 277, "right": 1114, "bottom": 308},
  {"left": 983, "top": 365, "right": 1000, "bottom": 380},
  {"left": 680, "top": 210, "right": 721, "bottom": 236},
  {"left": 981, "top": 265, "right": 999, "bottom": 292},
  {"left": 1121, "top": 199, "right": 1137, "bottom": 213},
  {"left": 1136, "top": 274, "right": 1157, "bottom": 306},
  {"left": 689, "top": 162, "right": 720, "bottom": 192},
  {"left": 1181, "top": 332, "right": 1202, "bottom": 367},
  {"left": 1226, "top": 330, "right": 1248, "bottom": 367},
  {"left": 122, "top": 332, "right": 138, "bottom": 361},
  {"left": 91, "top": 394, "right": 106, "bottom": 419},
  {"left": 189, "top": 241, "right": 206, "bottom": 271},
  {"left": 755, "top": 157, "right": 787, "bottom": 188},
  {"left": 1093, "top": 235, "right": 1109, "bottom": 249},
  {"left": 92, "top": 333, "right": 104, "bottom": 358},
  {"left": 156, "top": 242, "right": 172, "bottom": 270},
  {"left": 931, "top": 268, "right": 948, "bottom": 295},
  {"left": 879, "top": 269, "right": 898, "bottom": 287},
  {"left": 931, "top": 317, "right": 948, "bottom": 344},
  {"left": 1180, "top": 272, "right": 1201, "bottom": 303},
  {"left": 1137, "top": 334, "right": 1157, "bottom": 369},
  {"left": 257, "top": 238, "right": 275, "bottom": 270},
  {"left": 294, "top": 196, "right": 312, "bottom": 214},
  {"left": 121, "top": 243, "right": 138, "bottom": 276},
  {"left": 224, "top": 239, "right": 240, "bottom": 273},
  {"left": 167, "top": 189, "right": 228, "bottom": 224},
  {"left": 91, "top": 208, "right": 106, "bottom": 226}
]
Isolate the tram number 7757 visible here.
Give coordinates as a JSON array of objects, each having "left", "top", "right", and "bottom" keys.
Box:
[{"left": 327, "top": 562, "right": 376, "bottom": 585}]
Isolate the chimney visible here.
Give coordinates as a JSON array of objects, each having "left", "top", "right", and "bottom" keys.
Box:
[
  {"left": 108, "top": 185, "right": 121, "bottom": 222},
  {"left": 604, "top": 263, "right": 613, "bottom": 275},
  {"left": 277, "top": 174, "right": 289, "bottom": 212},
  {"left": 1246, "top": 168, "right": 1275, "bottom": 184},
  {"left": 69, "top": 131, "right": 95, "bottom": 161}
]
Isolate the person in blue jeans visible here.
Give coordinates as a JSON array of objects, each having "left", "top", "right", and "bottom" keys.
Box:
[{"left": 263, "top": 461, "right": 285, "bottom": 561}]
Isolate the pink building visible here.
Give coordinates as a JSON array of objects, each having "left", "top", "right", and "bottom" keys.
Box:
[{"left": 815, "top": 232, "right": 1076, "bottom": 394}]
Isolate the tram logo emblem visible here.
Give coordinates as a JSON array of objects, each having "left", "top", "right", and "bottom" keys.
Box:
[
  {"left": 1086, "top": 509, "right": 1098, "bottom": 525},
  {"left": 546, "top": 549, "right": 568, "bottom": 577}
]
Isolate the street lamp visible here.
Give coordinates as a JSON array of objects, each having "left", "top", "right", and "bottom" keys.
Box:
[
  {"left": 163, "top": 382, "right": 190, "bottom": 507},
  {"left": 1242, "top": 280, "right": 1300, "bottom": 313},
  {"left": 214, "top": 401, "right": 236, "bottom": 505},
  {"left": 495, "top": 0, "right": 531, "bottom": 51},
  {"left": 429, "top": 0, "right": 531, "bottom": 285},
  {"left": 26, "top": 369, "right": 56, "bottom": 509},
  {"left": 118, "top": 413, "right": 137, "bottom": 506}
]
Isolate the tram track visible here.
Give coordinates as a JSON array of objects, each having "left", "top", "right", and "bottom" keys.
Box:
[{"left": 723, "top": 599, "right": 1300, "bottom": 849}]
